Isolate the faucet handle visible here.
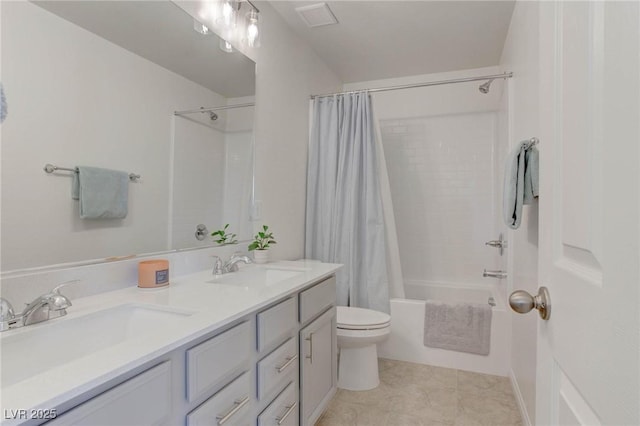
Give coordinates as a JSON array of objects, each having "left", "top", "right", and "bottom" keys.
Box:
[
  {"left": 51, "top": 279, "right": 79, "bottom": 295},
  {"left": 0, "top": 298, "right": 16, "bottom": 331},
  {"left": 0, "top": 298, "right": 15, "bottom": 321},
  {"left": 211, "top": 256, "right": 224, "bottom": 275},
  {"left": 47, "top": 280, "right": 76, "bottom": 310}
]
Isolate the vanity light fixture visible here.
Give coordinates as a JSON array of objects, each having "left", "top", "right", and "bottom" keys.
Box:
[{"left": 195, "top": 0, "right": 260, "bottom": 49}]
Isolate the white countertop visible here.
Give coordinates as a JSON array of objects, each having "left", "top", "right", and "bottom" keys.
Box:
[{"left": 0, "top": 260, "right": 341, "bottom": 422}]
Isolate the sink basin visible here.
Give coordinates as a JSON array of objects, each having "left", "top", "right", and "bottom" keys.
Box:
[
  {"left": 1, "top": 304, "right": 193, "bottom": 387},
  {"left": 208, "top": 267, "right": 303, "bottom": 286}
]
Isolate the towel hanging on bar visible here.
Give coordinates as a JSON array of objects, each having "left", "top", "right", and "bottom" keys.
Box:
[
  {"left": 72, "top": 166, "right": 129, "bottom": 219},
  {"left": 503, "top": 138, "right": 539, "bottom": 229}
]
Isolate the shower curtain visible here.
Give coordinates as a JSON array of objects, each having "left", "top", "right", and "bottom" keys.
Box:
[{"left": 305, "top": 91, "right": 403, "bottom": 313}]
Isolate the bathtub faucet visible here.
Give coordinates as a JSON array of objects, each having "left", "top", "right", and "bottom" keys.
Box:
[{"left": 483, "top": 269, "right": 507, "bottom": 279}]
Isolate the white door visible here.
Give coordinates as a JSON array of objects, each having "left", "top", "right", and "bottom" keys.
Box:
[{"left": 533, "top": 2, "right": 640, "bottom": 425}]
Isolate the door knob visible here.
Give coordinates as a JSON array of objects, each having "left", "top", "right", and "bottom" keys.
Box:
[{"left": 509, "top": 287, "right": 551, "bottom": 320}]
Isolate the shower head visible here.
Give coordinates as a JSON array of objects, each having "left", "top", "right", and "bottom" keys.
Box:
[
  {"left": 479, "top": 79, "right": 494, "bottom": 94},
  {"left": 197, "top": 107, "right": 218, "bottom": 121}
]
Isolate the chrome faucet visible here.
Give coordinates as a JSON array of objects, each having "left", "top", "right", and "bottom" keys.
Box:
[
  {"left": 212, "top": 253, "right": 253, "bottom": 276},
  {"left": 0, "top": 281, "right": 74, "bottom": 332},
  {"left": 223, "top": 254, "right": 253, "bottom": 273}
]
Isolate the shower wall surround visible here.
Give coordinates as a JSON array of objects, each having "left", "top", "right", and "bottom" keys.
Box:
[
  {"left": 380, "top": 112, "right": 499, "bottom": 285},
  {"left": 171, "top": 103, "right": 254, "bottom": 249},
  {"left": 344, "top": 66, "right": 506, "bottom": 289}
]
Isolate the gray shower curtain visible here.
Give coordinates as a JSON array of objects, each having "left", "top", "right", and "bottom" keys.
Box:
[{"left": 305, "top": 91, "right": 390, "bottom": 313}]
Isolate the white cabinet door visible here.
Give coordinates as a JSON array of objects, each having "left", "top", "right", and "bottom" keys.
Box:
[
  {"left": 48, "top": 362, "right": 172, "bottom": 426},
  {"left": 299, "top": 308, "right": 336, "bottom": 426},
  {"left": 535, "top": 2, "right": 640, "bottom": 425}
]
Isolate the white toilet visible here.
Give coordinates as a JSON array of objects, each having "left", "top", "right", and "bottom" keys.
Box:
[{"left": 336, "top": 306, "right": 391, "bottom": 391}]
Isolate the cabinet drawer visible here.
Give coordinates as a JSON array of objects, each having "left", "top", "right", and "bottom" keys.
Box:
[
  {"left": 186, "top": 321, "right": 251, "bottom": 402},
  {"left": 258, "top": 382, "right": 298, "bottom": 426},
  {"left": 187, "top": 372, "right": 252, "bottom": 426},
  {"left": 257, "top": 297, "right": 296, "bottom": 353},
  {"left": 299, "top": 276, "right": 336, "bottom": 324},
  {"left": 257, "top": 337, "right": 298, "bottom": 400},
  {"left": 48, "top": 362, "right": 172, "bottom": 426}
]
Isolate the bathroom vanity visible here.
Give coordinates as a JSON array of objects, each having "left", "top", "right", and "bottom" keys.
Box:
[{"left": 0, "top": 261, "right": 340, "bottom": 426}]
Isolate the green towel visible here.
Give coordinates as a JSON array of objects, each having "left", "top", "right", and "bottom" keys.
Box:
[
  {"left": 72, "top": 166, "right": 129, "bottom": 219},
  {"left": 504, "top": 142, "right": 539, "bottom": 229},
  {"left": 523, "top": 147, "right": 539, "bottom": 204}
]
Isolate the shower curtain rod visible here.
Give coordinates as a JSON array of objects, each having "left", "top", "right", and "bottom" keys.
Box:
[
  {"left": 174, "top": 102, "right": 255, "bottom": 116},
  {"left": 310, "top": 72, "right": 513, "bottom": 99}
]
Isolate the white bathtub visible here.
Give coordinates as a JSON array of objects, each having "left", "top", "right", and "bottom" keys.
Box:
[{"left": 378, "top": 281, "right": 510, "bottom": 376}]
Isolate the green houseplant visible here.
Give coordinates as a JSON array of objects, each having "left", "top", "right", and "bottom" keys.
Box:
[
  {"left": 248, "top": 225, "right": 276, "bottom": 263},
  {"left": 211, "top": 224, "right": 237, "bottom": 245}
]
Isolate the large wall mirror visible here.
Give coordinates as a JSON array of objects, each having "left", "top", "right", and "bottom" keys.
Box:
[{"left": 0, "top": 1, "right": 256, "bottom": 271}]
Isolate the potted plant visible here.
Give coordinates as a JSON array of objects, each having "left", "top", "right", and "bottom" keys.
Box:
[
  {"left": 248, "top": 225, "right": 276, "bottom": 264},
  {"left": 211, "top": 224, "right": 237, "bottom": 245}
]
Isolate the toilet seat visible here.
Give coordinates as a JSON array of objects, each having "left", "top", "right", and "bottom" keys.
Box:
[{"left": 337, "top": 306, "right": 390, "bottom": 330}]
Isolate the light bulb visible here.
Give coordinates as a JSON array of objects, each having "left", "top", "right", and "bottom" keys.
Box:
[
  {"left": 245, "top": 9, "right": 260, "bottom": 48},
  {"left": 220, "top": 0, "right": 237, "bottom": 30}
]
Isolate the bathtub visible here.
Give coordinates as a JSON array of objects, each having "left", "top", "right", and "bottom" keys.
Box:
[{"left": 377, "top": 281, "right": 510, "bottom": 376}]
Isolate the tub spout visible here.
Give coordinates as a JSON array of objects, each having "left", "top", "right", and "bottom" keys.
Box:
[{"left": 483, "top": 269, "right": 507, "bottom": 279}]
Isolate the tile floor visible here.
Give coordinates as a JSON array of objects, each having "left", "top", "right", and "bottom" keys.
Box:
[{"left": 316, "top": 358, "right": 522, "bottom": 426}]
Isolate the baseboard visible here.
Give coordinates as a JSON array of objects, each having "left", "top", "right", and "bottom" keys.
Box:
[{"left": 509, "top": 369, "right": 532, "bottom": 426}]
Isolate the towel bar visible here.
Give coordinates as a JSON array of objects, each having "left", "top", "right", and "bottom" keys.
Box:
[{"left": 43, "top": 163, "right": 140, "bottom": 182}]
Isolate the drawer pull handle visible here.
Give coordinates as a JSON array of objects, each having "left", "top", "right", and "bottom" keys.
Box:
[
  {"left": 216, "top": 396, "right": 249, "bottom": 425},
  {"left": 276, "top": 402, "right": 298, "bottom": 425},
  {"left": 276, "top": 354, "right": 298, "bottom": 373},
  {"left": 305, "top": 332, "right": 313, "bottom": 364}
]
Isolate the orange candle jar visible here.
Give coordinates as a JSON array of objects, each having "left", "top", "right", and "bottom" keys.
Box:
[{"left": 138, "top": 259, "right": 170, "bottom": 288}]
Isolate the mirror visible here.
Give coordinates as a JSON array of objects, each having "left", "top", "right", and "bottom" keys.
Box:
[{"left": 0, "top": 1, "right": 256, "bottom": 271}]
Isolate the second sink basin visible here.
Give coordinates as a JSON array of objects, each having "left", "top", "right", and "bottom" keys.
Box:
[
  {"left": 1, "top": 304, "right": 193, "bottom": 388},
  {"left": 207, "top": 267, "right": 304, "bottom": 286}
]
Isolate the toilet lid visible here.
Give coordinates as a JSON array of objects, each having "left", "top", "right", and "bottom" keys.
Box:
[{"left": 337, "top": 306, "right": 391, "bottom": 330}]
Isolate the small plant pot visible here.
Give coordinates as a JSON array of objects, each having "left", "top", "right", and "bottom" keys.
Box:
[{"left": 253, "top": 250, "right": 269, "bottom": 264}]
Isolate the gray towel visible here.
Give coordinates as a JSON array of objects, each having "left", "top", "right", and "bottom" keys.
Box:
[
  {"left": 503, "top": 141, "right": 539, "bottom": 229},
  {"left": 423, "top": 301, "right": 492, "bottom": 356},
  {"left": 523, "top": 147, "right": 539, "bottom": 204},
  {"left": 72, "top": 166, "right": 129, "bottom": 219}
]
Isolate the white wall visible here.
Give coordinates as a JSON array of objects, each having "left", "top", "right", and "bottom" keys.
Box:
[
  {"left": 499, "top": 1, "right": 540, "bottom": 425},
  {"left": 0, "top": 1, "right": 227, "bottom": 270},
  {"left": 222, "top": 129, "right": 253, "bottom": 242},
  {"left": 249, "top": 3, "right": 341, "bottom": 260}
]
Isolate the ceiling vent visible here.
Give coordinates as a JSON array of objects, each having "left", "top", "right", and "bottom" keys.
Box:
[{"left": 295, "top": 3, "right": 338, "bottom": 28}]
